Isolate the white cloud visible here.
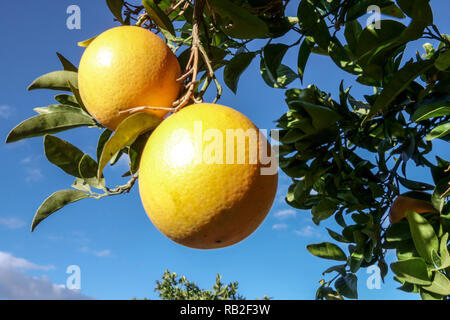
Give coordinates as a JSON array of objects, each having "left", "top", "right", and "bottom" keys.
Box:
[
  {"left": 79, "top": 247, "right": 112, "bottom": 258},
  {"left": 0, "top": 217, "right": 26, "bottom": 229},
  {"left": 0, "top": 105, "right": 13, "bottom": 119},
  {"left": 93, "top": 250, "right": 111, "bottom": 258},
  {"left": 272, "top": 223, "right": 288, "bottom": 230},
  {"left": 25, "top": 168, "right": 43, "bottom": 183},
  {"left": 0, "top": 251, "right": 91, "bottom": 300},
  {"left": 294, "top": 226, "right": 321, "bottom": 238},
  {"left": 273, "top": 209, "right": 296, "bottom": 219}
]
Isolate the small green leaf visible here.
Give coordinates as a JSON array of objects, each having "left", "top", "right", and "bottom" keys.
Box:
[
  {"left": 224, "top": 52, "right": 256, "bottom": 94},
  {"left": 344, "top": 20, "right": 362, "bottom": 55},
  {"left": 78, "top": 154, "right": 105, "bottom": 189},
  {"left": 129, "top": 133, "right": 150, "bottom": 174},
  {"left": 412, "top": 96, "right": 450, "bottom": 122},
  {"left": 260, "top": 59, "right": 298, "bottom": 89},
  {"left": 209, "top": 0, "right": 269, "bottom": 39},
  {"left": 297, "top": 0, "right": 330, "bottom": 49},
  {"left": 56, "top": 52, "right": 78, "bottom": 72},
  {"left": 142, "top": 0, "right": 175, "bottom": 36},
  {"left": 106, "top": 0, "right": 124, "bottom": 24},
  {"left": 299, "top": 101, "right": 342, "bottom": 130},
  {"left": 264, "top": 44, "right": 289, "bottom": 81},
  {"left": 98, "top": 112, "right": 161, "bottom": 178},
  {"left": 406, "top": 211, "right": 439, "bottom": 264},
  {"left": 27, "top": 71, "right": 78, "bottom": 91},
  {"left": 312, "top": 198, "right": 338, "bottom": 225},
  {"left": 44, "top": 135, "right": 85, "bottom": 177},
  {"left": 298, "top": 38, "right": 313, "bottom": 83},
  {"left": 31, "top": 190, "right": 89, "bottom": 232},
  {"left": 422, "top": 272, "right": 450, "bottom": 295},
  {"left": 426, "top": 122, "right": 450, "bottom": 141},
  {"left": 390, "top": 258, "right": 432, "bottom": 285},
  {"left": 322, "top": 264, "right": 347, "bottom": 276},
  {"left": 367, "top": 60, "right": 433, "bottom": 119},
  {"left": 335, "top": 274, "right": 358, "bottom": 299},
  {"left": 435, "top": 50, "right": 450, "bottom": 71},
  {"left": 54, "top": 94, "right": 79, "bottom": 107},
  {"left": 5, "top": 113, "right": 96, "bottom": 143},
  {"left": 420, "top": 288, "right": 444, "bottom": 300},
  {"left": 326, "top": 228, "right": 351, "bottom": 243},
  {"left": 306, "top": 242, "right": 347, "bottom": 261},
  {"left": 97, "top": 129, "right": 113, "bottom": 162},
  {"left": 397, "top": 176, "right": 434, "bottom": 191}
]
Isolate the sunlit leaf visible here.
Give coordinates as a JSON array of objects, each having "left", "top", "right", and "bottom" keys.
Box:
[
  {"left": 306, "top": 242, "right": 347, "bottom": 261},
  {"left": 27, "top": 71, "right": 78, "bottom": 91}
]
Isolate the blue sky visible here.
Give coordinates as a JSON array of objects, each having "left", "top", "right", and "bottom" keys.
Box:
[{"left": 0, "top": 0, "right": 449, "bottom": 300}]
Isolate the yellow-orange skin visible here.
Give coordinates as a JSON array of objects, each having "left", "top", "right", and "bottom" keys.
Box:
[
  {"left": 138, "top": 104, "right": 278, "bottom": 249},
  {"left": 389, "top": 195, "right": 437, "bottom": 224},
  {"left": 78, "top": 26, "right": 181, "bottom": 130}
]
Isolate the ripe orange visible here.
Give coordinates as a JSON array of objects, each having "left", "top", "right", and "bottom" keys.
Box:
[
  {"left": 138, "top": 103, "right": 278, "bottom": 249},
  {"left": 389, "top": 191, "right": 438, "bottom": 224},
  {"left": 78, "top": 26, "right": 181, "bottom": 130}
]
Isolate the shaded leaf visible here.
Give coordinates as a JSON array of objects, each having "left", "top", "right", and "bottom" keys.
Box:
[
  {"left": 435, "top": 50, "right": 450, "bottom": 71},
  {"left": 31, "top": 190, "right": 89, "bottom": 232},
  {"left": 264, "top": 44, "right": 289, "bottom": 81},
  {"left": 335, "top": 274, "right": 358, "bottom": 299},
  {"left": 209, "top": 0, "right": 269, "bottom": 39},
  {"left": 44, "top": 135, "right": 85, "bottom": 177},
  {"left": 142, "top": 0, "right": 175, "bottom": 36},
  {"left": 56, "top": 52, "right": 78, "bottom": 72},
  {"left": 224, "top": 52, "right": 256, "bottom": 94},
  {"left": 426, "top": 122, "right": 450, "bottom": 141},
  {"left": 367, "top": 60, "right": 433, "bottom": 118},
  {"left": 422, "top": 272, "right": 450, "bottom": 295},
  {"left": 106, "top": 0, "right": 124, "bottom": 24},
  {"left": 298, "top": 38, "right": 313, "bottom": 83}
]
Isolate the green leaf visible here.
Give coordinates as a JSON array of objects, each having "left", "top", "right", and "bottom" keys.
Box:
[
  {"left": 426, "top": 122, "right": 450, "bottom": 142},
  {"left": 367, "top": 60, "right": 434, "bottom": 118},
  {"left": 33, "top": 104, "right": 83, "bottom": 115},
  {"left": 98, "top": 112, "right": 161, "bottom": 178},
  {"left": 44, "top": 135, "right": 85, "bottom": 177},
  {"left": 335, "top": 274, "right": 358, "bottom": 299},
  {"left": 390, "top": 258, "right": 432, "bottom": 285},
  {"left": 420, "top": 288, "right": 444, "bottom": 300},
  {"left": 297, "top": 0, "right": 330, "bottom": 49},
  {"left": 31, "top": 190, "right": 89, "bottom": 232},
  {"left": 346, "top": 0, "right": 404, "bottom": 20},
  {"left": 298, "top": 38, "right": 313, "bottom": 83},
  {"left": 142, "top": 0, "right": 175, "bottom": 36},
  {"left": 344, "top": 20, "right": 362, "bottom": 55},
  {"left": 97, "top": 129, "right": 113, "bottom": 162},
  {"left": 432, "top": 176, "right": 450, "bottom": 212},
  {"left": 209, "top": 0, "right": 269, "bottom": 39},
  {"left": 260, "top": 59, "right": 298, "bottom": 89},
  {"left": 54, "top": 94, "right": 79, "bottom": 107},
  {"left": 406, "top": 211, "right": 439, "bottom": 264},
  {"left": 129, "top": 133, "right": 150, "bottom": 174},
  {"left": 5, "top": 112, "right": 96, "bottom": 143},
  {"left": 435, "top": 50, "right": 450, "bottom": 71},
  {"left": 326, "top": 228, "right": 351, "bottom": 243},
  {"left": 397, "top": 176, "right": 434, "bottom": 191},
  {"left": 386, "top": 222, "right": 411, "bottom": 242},
  {"left": 27, "top": 71, "right": 78, "bottom": 91},
  {"left": 223, "top": 52, "right": 256, "bottom": 94},
  {"left": 264, "top": 44, "right": 289, "bottom": 81},
  {"left": 306, "top": 242, "right": 347, "bottom": 261},
  {"left": 78, "top": 154, "right": 105, "bottom": 189},
  {"left": 56, "top": 52, "right": 78, "bottom": 72},
  {"left": 322, "top": 264, "right": 347, "bottom": 276},
  {"left": 312, "top": 198, "right": 338, "bottom": 225},
  {"left": 422, "top": 272, "right": 450, "bottom": 295},
  {"left": 298, "top": 101, "right": 341, "bottom": 130},
  {"left": 436, "top": 233, "right": 450, "bottom": 270},
  {"left": 106, "top": 0, "right": 124, "bottom": 24},
  {"left": 412, "top": 100, "right": 450, "bottom": 122}
]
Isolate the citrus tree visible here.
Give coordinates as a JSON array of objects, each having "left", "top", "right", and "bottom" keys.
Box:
[{"left": 6, "top": 0, "right": 449, "bottom": 299}]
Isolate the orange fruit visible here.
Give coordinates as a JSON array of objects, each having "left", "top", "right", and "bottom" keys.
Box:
[
  {"left": 78, "top": 26, "right": 181, "bottom": 130},
  {"left": 389, "top": 191, "right": 438, "bottom": 224},
  {"left": 138, "top": 103, "right": 278, "bottom": 249}
]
